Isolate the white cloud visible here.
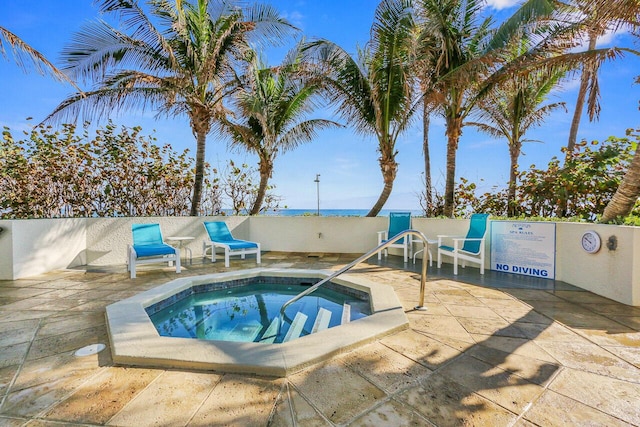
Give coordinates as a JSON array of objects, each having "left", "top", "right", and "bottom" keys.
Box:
[{"left": 485, "top": 0, "right": 521, "bottom": 11}]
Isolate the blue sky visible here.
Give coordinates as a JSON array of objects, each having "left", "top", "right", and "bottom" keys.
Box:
[{"left": 2, "top": 1, "right": 639, "bottom": 210}]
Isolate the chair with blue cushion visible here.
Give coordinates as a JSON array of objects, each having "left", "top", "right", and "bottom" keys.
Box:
[
  {"left": 377, "top": 212, "right": 412, "bottom": 263},
  {"left": 202, "top": 221, "right": 261, "bottom": 268},
  {"left": 437, "top": 213, "right": 489, "bottom": 275},
  {"left": 127, "top": 223, "right": 180, "bottom": 279}
]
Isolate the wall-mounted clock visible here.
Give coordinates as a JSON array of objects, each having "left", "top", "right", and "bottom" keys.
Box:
[{"left": 581, "top": 230, "right": 601, "bottom": 254}]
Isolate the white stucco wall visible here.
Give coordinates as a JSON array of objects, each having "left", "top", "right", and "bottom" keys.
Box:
[
  {"left": 554, "top": 222, "right": 639, "bottom": 305},
  {"left": 0, "top": 221, "right": 13, "bottom": 280},
  {"left": 2, "top": 216, "right": 639, "bottom": 306},
  {"left": 0, "top": 218, "right": 86, "bottom": 280}
]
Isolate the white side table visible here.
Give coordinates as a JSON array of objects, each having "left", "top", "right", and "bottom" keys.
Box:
[
  {"left": 411, "top": 237, "right": 438, "bottom": 266},
  {"left": 166, "top": 236, "right": 194, "bottom": 265}
]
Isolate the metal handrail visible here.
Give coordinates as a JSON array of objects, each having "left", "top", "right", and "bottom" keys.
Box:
[{"left": 278, "top": 229, "right": 431, "bottom": 336}]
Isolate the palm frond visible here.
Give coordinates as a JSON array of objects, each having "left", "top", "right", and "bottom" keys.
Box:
[{"left": 0, "top": 26, "right": 81, "bottom": 90}]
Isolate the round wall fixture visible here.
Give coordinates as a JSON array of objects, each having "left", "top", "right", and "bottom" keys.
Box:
[
  {"left": 581, "top": 230, "right": 601, "bottom": 254},
  {"left": 74, "top": 343, "right": 106, "bottom": 357}
]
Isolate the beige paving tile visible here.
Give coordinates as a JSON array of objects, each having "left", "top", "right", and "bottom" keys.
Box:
[
  {"left": 610, "top": 315, "right": 640, "bottom": 331},
  {"left": 469, "top": 335, "right": 559, "bottom": 365},
  {"left": 574, "top": 328, "right": 640, "bottom": 348},
  {"left": 553, "top": 290, "right": 618, "bottom": 305},
  {"left": 0, "top": 288, "right": 53, "bottom": 300},
  {"left": 465, "top": 342, "right": 561, "bottom": 386},
  {"left": 107, "top": 370, "right": 221, "bottom": 427},
  {"left": 269, "top": 383, "right": 329, "bottom": 427},
  {"left": 43, "top": 367, "right": 161, "bottom": 424},
  {"left": 2, "top": 371, "right": 99, "bottom": 418},
  {"left": 444, "top": 304, "right": 502, "bottom": 320},
  {"left": 0, "top": 299, "right": 54, "bottom": 312},
  {"left": 12, "top": 351, "right": 102, "bottom": 392},
  {"left": 456, "top": 317, "right": 529, "bottom": 338},
  {"left": 398, "top": 372, "right": 517, "bottom": 426},
  {"left": 380, "top": 329, "right": 462, "bottom": 370},
  {"left": 408, "top": 313, "right": 473, "bottom": 342},
  {"left": 523, "top": 389, "right": 631, "bottom": 426},
  {"left": 603, "top": 345, "right": 640, "bottom": 368},
  {"left": 549, "top": 368, "right": 640, "bottom": 425},
  {"left": 433, "top": 290, "right": 483, "bottom": 306},
  {"left": 0, "top": 342, "right": 29, "bottom": 369},
  {"left": 288, "top": 359, "right": 386, "bottom": 425},
  {"left": 503, "top": 289, "right": 565, "bottom": 302},
  {"left": 189, "top": 374, "right": 282, "bottom": 427},
  {"left": 26, "top": 325, "right": 108, "bottom": 361},
  {"left": 0, "top": 310, "right": 58, "bottom": 323},
  {"left": 515, "top": 321, "right": 588, "bottom": 344},
  {"left": 0, "top": 364, "right": 19, "bottom": 396},
  {"left": 437, "top": 354, "right": 545, "bottom": 413},
  {"left": 0, "top": 320, "right": 39, "bottom": 347},
  {"left": 350, "top": 398, "right": 431, "bottom": 426},
  {"left": 580, "top": 303, "right": 640, "bottom": 317},
  {"left": 341, "top": 341, "right": 433, "bottom": 393},
  {"left": 536, "top": 340, "right": 640, "bottom": 383},
  {"left": 0, "top": 416, "right": 26, "bottom": 426},
  {"left": 36, "top": 313, "right": 105, "bottom": 338}
]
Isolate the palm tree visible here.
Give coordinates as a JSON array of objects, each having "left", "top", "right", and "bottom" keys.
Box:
[
  {"left": 466, "top": 33, "right": 567, "bottom": 216},
  {"left": 44, "top": 0, "right": 295, "bottom": 216},
  {"left": 303, "top": 0, "right": 418, "bottom": 217},
  {"left": 601, "top": 129, "right": 640, "bottom": 222},
  {"left": 0, "top": 26, "right": 80, "bottom": 90},
  {"left": 217, "top": 47, "right": 341, "bottom": 215},
  {"left": 467, "top": 73, "right": 566, "bottom": 216}
]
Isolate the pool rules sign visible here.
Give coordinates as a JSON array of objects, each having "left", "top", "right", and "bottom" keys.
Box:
[{"left": 490, "top": 221, "right": 556, "bottom": 279}]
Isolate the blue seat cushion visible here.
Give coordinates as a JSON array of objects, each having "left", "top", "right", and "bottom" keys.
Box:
[
  {"left": 134, "top": 244, "right": 176, "bottom": 258},
  {"left": 439, "top": 245, "right": 455, "bottom": 252},
  {"left": 220, "top": 240, "right": 258, "bottom": 250}
]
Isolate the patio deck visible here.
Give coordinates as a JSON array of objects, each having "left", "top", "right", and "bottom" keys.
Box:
[{"left": 1, "top": 252, "right": 639, "bottom": 426}]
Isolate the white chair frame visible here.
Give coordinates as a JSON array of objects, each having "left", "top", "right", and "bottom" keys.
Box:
[
  {"left": 203, "top": 241, "right": 261, "bottom": 268},
  {"left": 127, "top": 245, "right": 180, "bottom": 279},
  {"left": 437, "top": 236, "right": 486, "bottom": 275}
]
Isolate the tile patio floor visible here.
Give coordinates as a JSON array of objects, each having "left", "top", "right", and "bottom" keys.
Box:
[{"left": 1, "top": 252, "right": 639, "bottom": 426}]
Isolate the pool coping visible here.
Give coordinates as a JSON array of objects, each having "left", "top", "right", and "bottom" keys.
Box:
[{"left": 105, "top": 268, "right": 409, "bottom": 377}]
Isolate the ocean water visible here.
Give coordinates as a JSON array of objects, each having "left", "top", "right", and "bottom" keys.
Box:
[{"left": 250, "top": 209, "right": 423, "bottom": 217}]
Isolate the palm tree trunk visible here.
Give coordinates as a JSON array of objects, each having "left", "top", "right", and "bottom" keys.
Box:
[
  {"left": 508, "top": 142, "right": 520, "bottom": 217},
  {"left": 567, "top": 36, "right": 598, "bottom": 160},
  {"left": 249, "top": 158, "right": 272, "bottom": 215},
  {"left": 189, "top": 109, "right": 211, "bottom": 216},
  {"left": 601, "top": 143, "right": 640, "bottom": 222},
  {"left": 423, "top": 99, "right": 433, "bottom": 216},
  {"left": 444, "top": 116, "right": 462, "bottom": 218},
  {"left": 366, "top": 154, "right": 397, "bottom": 217}
]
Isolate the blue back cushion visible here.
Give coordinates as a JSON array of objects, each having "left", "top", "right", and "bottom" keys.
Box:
[
  {"left": 462, "top": 214, "right": 489, "bottom": 254},
  {"left": 388, "top": 212, "right": 411, "bottom": 244},
  {"left": 204, "top": 221, "right": 234, "bottom": 242},
  {"left": 132, "top": 223, "right": 163, "bottom": 246}
]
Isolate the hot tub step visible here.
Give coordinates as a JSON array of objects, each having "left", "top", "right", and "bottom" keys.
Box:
[
  {"left": 311, "top": 308, "right": 331, "bottom": 333},
  {"left": 259, "top": 317, "right": 279, "bottom": 343},
  {"left": 341, "top": 303, "right": 351, "bottom": 324},
  {"left": 283, "top": 312, "right": 308, "bottom": 342}
]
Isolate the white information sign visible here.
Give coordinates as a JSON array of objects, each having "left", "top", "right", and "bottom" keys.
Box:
[{"left": 490, "top": 221, "right": 556, "bottom": 279}]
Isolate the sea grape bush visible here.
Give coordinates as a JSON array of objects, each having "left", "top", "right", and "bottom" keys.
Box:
[
  {"left": 421, "top": 134, "right": 638, "bottom": 220},
  {"left": 0, "top": 122, "right": 217, "bottom": 218}
]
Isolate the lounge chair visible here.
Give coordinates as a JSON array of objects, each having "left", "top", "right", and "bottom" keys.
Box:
[
  {"left": 377, "top": 212, "right": 411, "bottom": 263},
  {"left": 202, "top": 221, "right": 261, "bottom": 268},
  {"left": 127, "top": 223, "right": 180, "bottom": 279},
  {"left": 437, "top": 213, "right": 489, "bottom": 275}
]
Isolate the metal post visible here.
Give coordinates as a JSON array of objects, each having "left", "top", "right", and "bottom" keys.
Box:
[{"left": 314, "top": 174, "right": 320, "bottom": 216}]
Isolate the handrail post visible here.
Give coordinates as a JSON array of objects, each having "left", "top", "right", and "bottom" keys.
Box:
[{"left": 277, "top": 229, "right": 431, "bottom": 338}]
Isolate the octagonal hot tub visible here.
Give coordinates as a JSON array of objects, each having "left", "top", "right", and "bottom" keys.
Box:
[{"left": 106, "top": 268, "right": 409, "bottom": 376}]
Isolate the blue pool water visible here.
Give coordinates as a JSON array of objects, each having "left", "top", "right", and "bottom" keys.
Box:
[{"left": 148, "top": 283, "right": 370, "bottom": 343}]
